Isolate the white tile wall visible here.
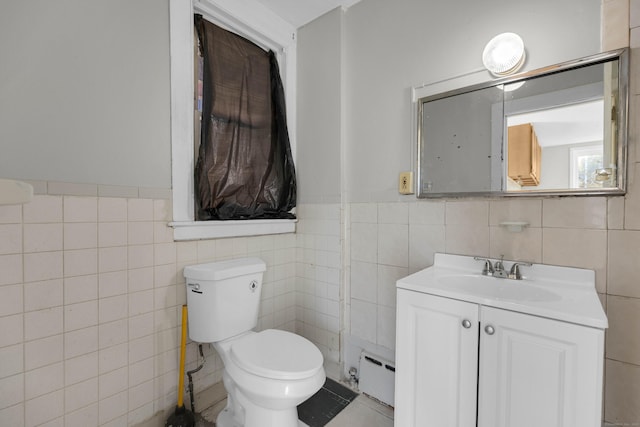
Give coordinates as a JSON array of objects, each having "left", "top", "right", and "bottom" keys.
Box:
[
  {"left": 605, "top": 359, "right": 640, "bottom": 424},
  {"left": 489, "top": 226, "right": 542, "bottom": 263},
  {"left": 348, "top": 197, "right": 619, "bottom": 345},
  {"left": 542, "top": 197, "right": 607, "bottom": 229},
  {"left": 542, "top": 228, "right": 608, "bottom": 293},
  {"left": 377, "top": 224, "right": 408, "bottom": 267},
  {"left": 350, "top": 222, "right": 377, "bottom": 263},
  {"left": 295, "top": 204, "right": 342, "bottom": 364},
  {"left": 489, "top": 198, "right": 542, "bottom": 227},
  {"left": 0, "top": 195, "right": 298, "bottom": 426}
]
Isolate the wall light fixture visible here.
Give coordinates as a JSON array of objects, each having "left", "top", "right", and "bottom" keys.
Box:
[{"left": 482, "top": 32, "right": 526, "bottom": 76}]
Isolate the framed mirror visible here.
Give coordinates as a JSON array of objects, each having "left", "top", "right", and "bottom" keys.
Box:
[{"left": 417, "top": 48, "right": 629, "bottom": 198}]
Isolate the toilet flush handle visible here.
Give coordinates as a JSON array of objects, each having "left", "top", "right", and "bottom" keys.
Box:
[
  {"left": 188, "top": 282, "right": 202, "bottom": 294},
  {"left": 249, "top": 280, "right": 258, "bottom": 292}
]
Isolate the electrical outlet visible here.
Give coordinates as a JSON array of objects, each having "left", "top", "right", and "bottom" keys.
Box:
[{"left": 398, "top": 171, "right": 414, "bottom": 195}]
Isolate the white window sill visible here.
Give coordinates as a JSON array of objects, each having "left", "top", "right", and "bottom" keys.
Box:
[{"left": 169, "top": 219, "right": 297, "bottom": 241}]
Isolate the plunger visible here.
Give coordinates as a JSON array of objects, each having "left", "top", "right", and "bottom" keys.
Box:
[{"left": 165, "top": 305, "right": 195, "bottom": 427}]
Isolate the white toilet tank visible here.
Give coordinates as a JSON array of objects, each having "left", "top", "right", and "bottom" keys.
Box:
[{"left": 184, "top": 257, "right": 266, "bottom": 343}]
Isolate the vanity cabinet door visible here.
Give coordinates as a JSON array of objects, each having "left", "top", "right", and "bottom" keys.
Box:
[
  {"left": 395, "top": 289, "right": 479, "bottom": 427},
  {"left": 477, "top": 306, "right": 604, "bottom": 427}
]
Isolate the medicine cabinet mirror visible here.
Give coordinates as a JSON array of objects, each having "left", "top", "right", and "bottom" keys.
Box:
[{"left": 417, "top": 48, "right": 629, "bottom": 198}]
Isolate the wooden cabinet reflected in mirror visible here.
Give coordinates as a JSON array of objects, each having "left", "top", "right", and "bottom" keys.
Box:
[{"left": 507, "top": 123, "right": 541, "bottom": 187}]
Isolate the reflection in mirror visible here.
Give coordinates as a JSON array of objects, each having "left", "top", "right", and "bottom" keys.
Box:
[
  {"left": 503, "top": 60, "right": 618, "bottom": 192},
  {"left": 420, "top": 86, "right": 503, "bottom": 194},
  {"left": 417, "top": 48, "right": 628, "bottom": 198}
]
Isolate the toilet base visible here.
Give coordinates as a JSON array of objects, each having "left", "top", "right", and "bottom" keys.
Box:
[
  {"left": 216, "top": 406, "right": 309, "bottom": 427},
  {"left": 216, "top": 390, "right": 301, "bottom": 427},
  {"left": 216, "top": 398, "right": 307, "bottom": 427},
  {"left": 216, "top": 407, "right": 241, "bottom": 427}
]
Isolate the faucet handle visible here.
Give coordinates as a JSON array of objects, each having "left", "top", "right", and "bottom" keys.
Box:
[
  {"left": 492, "top": 255, "right": 510, "bottom": 278},
  {"left": 473, "top": 257, "right": 494, "bottom": 276},
  {"left": 509, "top": 262, "right": 533, "bottom": 280}
]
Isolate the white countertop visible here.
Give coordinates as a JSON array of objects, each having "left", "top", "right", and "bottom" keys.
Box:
[{"left": 397, "top": 253, "right": 608, "bottom": 329}]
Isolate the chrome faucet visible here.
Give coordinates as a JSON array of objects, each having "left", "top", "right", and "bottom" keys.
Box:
[
  {"left": 474, "top": 256, "right": 532, "bottom": 280},
  {"left": 473, "top": 257, "right": 494, "bottom": 276},
  {"left": 492, "top": 255, "right": 508, "bottom": 278},
  {"left": 509, "top": 262, "right": 533, "bottom": 280}
]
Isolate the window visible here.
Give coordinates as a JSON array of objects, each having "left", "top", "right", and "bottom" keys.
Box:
[
  {"left": 194, "top": 17, "right": 296, "bottom": 221},
  {"left": 168, "top": 0, "right": 298, "bottom": 240},
  {"left": 570, "top": 144, "right": 604, "bottom": 189}
]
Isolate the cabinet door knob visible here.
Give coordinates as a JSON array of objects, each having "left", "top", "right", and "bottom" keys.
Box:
[
  {"left": 461, "top": 319, "right": 472, "bottom": 329},
  {"left": 484, "top": 325, "right": 495, "bottom": 335}
]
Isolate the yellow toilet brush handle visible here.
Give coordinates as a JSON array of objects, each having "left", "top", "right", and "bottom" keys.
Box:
[{"left": 178, "top": 304, "right": 188, "bottom": 408}]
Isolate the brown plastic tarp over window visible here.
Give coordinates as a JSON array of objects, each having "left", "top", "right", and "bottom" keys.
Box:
[{"left": 194, "top": 16, "right": 296, "bottom": 220}]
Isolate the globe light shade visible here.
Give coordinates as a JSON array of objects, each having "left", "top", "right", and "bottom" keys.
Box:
[{"left": 482, "top": 32, "right": 526, "bottom": 76}]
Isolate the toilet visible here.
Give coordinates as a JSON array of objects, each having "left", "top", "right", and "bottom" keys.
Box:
[{"left": 184, "top": 258, "right": 325, "bottom": 427}]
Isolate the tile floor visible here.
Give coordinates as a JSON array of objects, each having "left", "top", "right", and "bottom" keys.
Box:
[
  {"left": 196, "top": 381, "right": 394, "bottom": 427},
  {"left": 321, "top": 393, "right": 393, "bottom": 427}
]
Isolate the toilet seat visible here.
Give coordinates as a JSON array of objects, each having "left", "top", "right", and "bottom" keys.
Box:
[{"left": 230, "top": 329, "right": 323, "bottom": 380}]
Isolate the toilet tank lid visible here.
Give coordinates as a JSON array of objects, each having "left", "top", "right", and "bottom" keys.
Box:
[{"left": 183, "top": 257, "right": 266, "bottom": 281}]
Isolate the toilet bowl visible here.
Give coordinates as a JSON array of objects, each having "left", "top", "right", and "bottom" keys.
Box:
[
  {"left": 183, "top": 258, "right": 326, "bottom": 427},
  {"left": 215, "top": 329, "right": 325, "bottom": 427}
]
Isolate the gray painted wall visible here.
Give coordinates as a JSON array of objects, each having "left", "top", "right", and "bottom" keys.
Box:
[
  {"left": 342, "top": 0, "right": 601, "bottom": 202},
  {"left": 297, "top": 8, "right": 343, "bottom": 204},
  {"left": 1, "top": 0, "right": 601, "bottom": 197},
  {"left": 0, "top": 0, "right": 171, "bottom": 188}
]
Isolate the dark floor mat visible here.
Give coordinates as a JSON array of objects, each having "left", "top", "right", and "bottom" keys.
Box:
[{"left": 298, "top": 378, "right": 358, "bottom": 427}]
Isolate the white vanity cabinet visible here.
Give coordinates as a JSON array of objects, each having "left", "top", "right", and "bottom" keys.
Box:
[
  {"left": 477, "top": 304, "right": 603, "bottom": 427},
  {"left": 395, "top": 290, "right": 479, "bottom": 427},
  {"left": 395, "top": 254, "right": 607, "bottom": 427}
]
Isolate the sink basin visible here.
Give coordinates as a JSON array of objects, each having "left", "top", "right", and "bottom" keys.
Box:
[
  {"left": 396, "top": 253, "right": 608, "bottom": 328},
  {"left": 438, "top": 274, "right": 562, "bottom": 302}
]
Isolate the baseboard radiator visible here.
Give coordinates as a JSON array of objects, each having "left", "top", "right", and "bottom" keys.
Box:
[{"left": 358, "top": 351, "right": 395, "bottom": 407}]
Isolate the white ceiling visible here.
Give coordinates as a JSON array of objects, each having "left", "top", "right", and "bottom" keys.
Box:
[{"left": 253, "top": 0, "right": 361, "bottom": 28}]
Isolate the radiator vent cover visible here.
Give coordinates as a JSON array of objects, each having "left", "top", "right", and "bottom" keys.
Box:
[{"left": 358, "top": 351, "right": 395, "bottom": 407}]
